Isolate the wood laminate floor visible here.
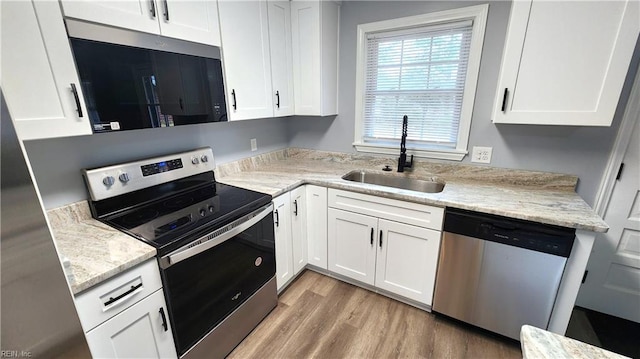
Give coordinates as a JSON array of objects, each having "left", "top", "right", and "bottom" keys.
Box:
[{"left": 229, "top": 270, "right": 522, "bottom": 358}]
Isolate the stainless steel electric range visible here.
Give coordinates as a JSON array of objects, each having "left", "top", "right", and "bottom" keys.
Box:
[{"left": 83, "top": 148, "right": 277, "bottom": 358}]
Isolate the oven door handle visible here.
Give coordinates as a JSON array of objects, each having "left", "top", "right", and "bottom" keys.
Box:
[{"left": 159, "top": 203, "right": 273, "bottom": 269}]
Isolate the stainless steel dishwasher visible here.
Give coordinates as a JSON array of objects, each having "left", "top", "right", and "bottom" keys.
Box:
[{"left": 432, "top": 208, "right": 575, "bottom": 340}]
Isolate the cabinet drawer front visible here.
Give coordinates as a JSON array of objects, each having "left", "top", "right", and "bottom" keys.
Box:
[
  {"left": 75, "top": 259, "right": 162, "bottom": 332},
  {"left": 328, "top": 189, "right": 444, "bottom": 230}
]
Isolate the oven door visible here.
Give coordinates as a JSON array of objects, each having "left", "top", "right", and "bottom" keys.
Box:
[{"left": 159, "top": 203, "right": 275, "bottom": 356}]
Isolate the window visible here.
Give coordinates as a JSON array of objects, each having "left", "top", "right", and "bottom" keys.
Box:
[{"left": 353, "top": 5, "right": 488, "bottom": 161}]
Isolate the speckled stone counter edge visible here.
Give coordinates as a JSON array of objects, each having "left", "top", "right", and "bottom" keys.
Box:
[
  {"left": 520, "top": 325, "right": 629, "bottom": 359},
  {"left": 47, "top": 201, "right": 156, "bottom": 295}
]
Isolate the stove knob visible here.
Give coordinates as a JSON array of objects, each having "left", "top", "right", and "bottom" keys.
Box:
[
  {"left": 199, "top": 208, "right": 207, "bottom": 217},
  {"left": 191, "top": 157, "right": 200, "bottom": 165},
  {"left": 208, "top": 205, "right": 215, "bottom": 213},
  {"left": 102, "top": 176, "right": 115, "bottom": 187},
  {"left": 119, "top": 173, "right": 130, "bottom": 183},
  {"left": 201, "top": 155, "right": 209, "bottom": 163}
]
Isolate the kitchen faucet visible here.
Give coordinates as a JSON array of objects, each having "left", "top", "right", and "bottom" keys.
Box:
[{"left": 398, "top": 115, "right": 413, "bottom": 172}]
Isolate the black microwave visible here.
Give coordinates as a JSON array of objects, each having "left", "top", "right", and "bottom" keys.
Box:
[{"left": 66, "top": 20, "right": 227, "bottom": 133}]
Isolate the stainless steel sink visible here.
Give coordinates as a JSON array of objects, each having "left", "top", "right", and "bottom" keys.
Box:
[{"left": 342, "top": 171, "right": 445, "bottom": 193}]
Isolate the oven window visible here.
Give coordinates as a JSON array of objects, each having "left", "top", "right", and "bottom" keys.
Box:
[{"left": 161, "top": 213, "right": 275, "bottom": 355}]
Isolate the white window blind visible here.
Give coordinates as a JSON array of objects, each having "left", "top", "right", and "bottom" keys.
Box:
[{"left": 363, "top": 20, "right": 473, "bottom": 150}]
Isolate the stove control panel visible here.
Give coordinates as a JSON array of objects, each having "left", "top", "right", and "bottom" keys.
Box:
[{"left": 83, "top": 147, "right": 215, "bottom": 201}]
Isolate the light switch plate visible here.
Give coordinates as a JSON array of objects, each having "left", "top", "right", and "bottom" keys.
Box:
[
  {"left": 471, "top": 146, "right": 492, "bottom": 164},
  {"left": 250, "top": 138, "right": 257, "bottom": 152}
]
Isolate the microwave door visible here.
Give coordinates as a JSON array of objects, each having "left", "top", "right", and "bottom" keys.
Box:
[{"left": 152, "top": 52, "right": 213, "bottom": 127}]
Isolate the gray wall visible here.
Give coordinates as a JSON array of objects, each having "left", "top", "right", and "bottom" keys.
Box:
[
  {"left": 25, "top": 118, "right": 290, "bottom": 209},
  {"left": 22, "top": 0, "right": 640, "bottom": 209},
  {"left": 287, "top": 0, "right": 640, "bottom": 205}
]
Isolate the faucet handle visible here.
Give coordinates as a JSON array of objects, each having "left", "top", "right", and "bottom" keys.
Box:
[{"left": 382, "top": 165, "right": 392, "bottom": 172}]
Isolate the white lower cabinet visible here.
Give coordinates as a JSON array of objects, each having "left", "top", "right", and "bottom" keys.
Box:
[
  {"left": 306, "top": 185, "right": 328, "bottom": 269},
  {"left": 274, "top": 185, "right": 321, "bottom": 291},
  {"left": 328, "top": 209, "right": 377, "bottom": 285},
  {"left": 75, "top": 259, "right": 177, "bottom": 358},
  {"left": 290, "top": 186, "right": 308, "bottom": 274},
  {"left": 85, "top": 289, "right": 177, "bottom": 358},
  {"left": 327, "top": 189, "right": 443, "bottom": 306},
  {"left": 375, "top": 219, "right": 441, "bottom": 305},
  {"left": 273, "top": 192, "right": 293, "bottom": 290}
]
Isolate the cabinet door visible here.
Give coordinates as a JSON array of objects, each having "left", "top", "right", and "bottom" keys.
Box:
[
  {"left": 267, "top": 0, "right": 295, "bottom": 117},
  {"left": 492, "top": 0, "right": 639, "bottom": 126},
  {"left": 85, "top": 289, "right": 177, "bottom": 359},
  {"left": 1, "top": 1, "right": 92, "bottom": 140},
  {"left": 291, "top": 0, "right": 339, "bottom": 116},
  {"left": 290, "top": 186, "right": 308, "bottom": 275},
  {"left": 218, "top": 1, "right": 274, "bottom": 121},
  {"left": 328, "top": 208, "right": 377, "bottom": 286},
  {"left": 159, "top": 0, "right": 221, "bottom": 46},
  {"left": 375, "top": 220, "right": 441, "bottom": 306},
  {"left": 60, "top": 0, "right": 160, "bottom": 35},
  {"left": 291, "top": 0, "right": 320, "bottom": 115},
  {"left": 273, "top": 193, "right": 293, "bottom": 291},
  {"left": 306, "top": 185, "right": 328, "bottom": 269}
]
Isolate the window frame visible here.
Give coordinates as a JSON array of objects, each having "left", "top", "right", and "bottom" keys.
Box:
[{"left": 353, "top": 4, "right": 489, "bottom": 161}]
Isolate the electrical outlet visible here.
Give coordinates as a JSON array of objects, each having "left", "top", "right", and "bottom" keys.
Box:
[
  {"left": 250, "top": 138, "right": 257, "bottom": 152},
  {"left": 471, "top": 146, "right": 492, "bottom": 164}
]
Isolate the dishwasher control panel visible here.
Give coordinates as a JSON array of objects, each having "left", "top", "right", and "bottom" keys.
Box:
[{"left": 443, "top": 208, "right": 575, "bottom": 257}]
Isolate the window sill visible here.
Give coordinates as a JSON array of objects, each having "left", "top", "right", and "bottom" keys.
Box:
[{"left": 353, "top": 142, "right": 468, "bottom": 161}]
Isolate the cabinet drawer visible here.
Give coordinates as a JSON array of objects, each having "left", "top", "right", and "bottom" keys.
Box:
[
  {"left": 328, "top": 189, "right": 444, "bottom": 230},
  {"left": 75, "top": 259, "right": 162, "bottom": 332}
]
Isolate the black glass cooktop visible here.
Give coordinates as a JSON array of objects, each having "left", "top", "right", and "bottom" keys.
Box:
[{"left": 90, "top": 172, "right": 271, "bottom": 254}]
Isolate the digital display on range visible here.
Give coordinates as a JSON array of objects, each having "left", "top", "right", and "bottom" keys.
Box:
[{"left": 141, "top": 158, "right": 183, "bottom": 176}]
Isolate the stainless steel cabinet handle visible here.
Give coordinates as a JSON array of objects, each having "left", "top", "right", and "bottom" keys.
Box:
[
  {"left": 163, "top": 0, "right": 169, "bottom": 21},
  {"left": 276, "top": 90, "right": 280, "bottom": 109},
  {"left": 293, "top": 200, "right": 298, "bottom": 216},
  {"left": 150, "top": 0, "right": 156, "bottom": 18},
  {"left": 70, "top": 83, "right": 83, "bottom": 118},
  {"left": 275, "top": 209, "right": 279, "bottom": 227}
]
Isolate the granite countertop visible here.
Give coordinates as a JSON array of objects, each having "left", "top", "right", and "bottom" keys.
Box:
[
  {"left": 520, "top": 325, "right": 628, "bottom": 358},
  {"left": 47, "top": 201, "right": 156, "bottom": 295},
  {"left": 46, "top": 147, "right": 607, "bottom": 294},
  {"left": 216, "top": 148, "right": 608, "bottom": 233}
]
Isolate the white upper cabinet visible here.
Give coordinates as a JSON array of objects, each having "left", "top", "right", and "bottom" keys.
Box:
[
  {"left": 59, "top": 0, "right": 159, "bottom": 35},
  {"left": 291, "top": 0, "right": 340, "bottom": 116},
  {"left": 218, "top": 0, "right": 275, "bottom": 121},
  {"left": 1, "top": 1, "right": 92, "bottom": 141},
  {"left": 157, "top": 1, "right": 221, "bottom": 46},
  {"left": 60, "top": 0, "right": 221, "bottom": 46},
  {"left": 268, "top": 0, "right": 296, "bottom": 117},
  {"left": 492, "top": 0, "right": 639, "bottom": 126}
]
